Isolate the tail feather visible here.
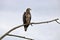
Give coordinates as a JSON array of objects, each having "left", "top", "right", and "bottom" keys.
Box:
[{"left": 24, "top": 25, "right": 29, "bottom": 31}]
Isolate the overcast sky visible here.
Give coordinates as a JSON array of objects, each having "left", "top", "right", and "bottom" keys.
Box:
[{"left": 0, "top": 0, "right": 60, "bottom": 40}]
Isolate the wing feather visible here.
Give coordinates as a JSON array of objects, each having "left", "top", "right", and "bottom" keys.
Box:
[{"left": 23, "top": 12, "right": 26, "bottom": 24}]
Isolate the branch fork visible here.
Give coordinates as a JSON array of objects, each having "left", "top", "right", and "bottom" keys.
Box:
[{"left": 0, "top": 18, "right": 60, "bottom": 40}]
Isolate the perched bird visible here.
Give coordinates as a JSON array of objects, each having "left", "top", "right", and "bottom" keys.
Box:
[{"left": 23, "top": 8, "right": 31, "bottom": 31}]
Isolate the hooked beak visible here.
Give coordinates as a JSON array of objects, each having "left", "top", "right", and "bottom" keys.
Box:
[{"left": 29, "top": 8, "right": 31, "bottom": 10}]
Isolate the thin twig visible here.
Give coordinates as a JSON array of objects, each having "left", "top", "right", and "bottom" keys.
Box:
[
  {"left": 0, "top": 18, "right": 60, "bottom": 40},
  {"left": 56, "top": 20, "right": 60, "bottom": 24},
  {"left": 7, "top": 34, "right": 33, "bottom": 40},
  {"left": 0, "top": 24, "right": 25, "bottom": 40},
  {"left": 31, "top": 18, "right": 59, "bottom": 24}
]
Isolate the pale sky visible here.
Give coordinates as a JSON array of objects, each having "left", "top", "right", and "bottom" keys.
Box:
[{"left": 0, "top": 0, "right": 60, "bottom": 40}]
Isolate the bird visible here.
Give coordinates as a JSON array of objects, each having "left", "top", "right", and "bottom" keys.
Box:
[{"left": 23, "top": 8, "right": 31, "bottom": 31}]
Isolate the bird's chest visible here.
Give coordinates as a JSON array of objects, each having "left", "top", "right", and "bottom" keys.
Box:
[
  {"left": 25, "top": 13, "right": 31, "bottom": 23},
  {"left": 25, "top": 13, "right": 31, "bottom": 18}
]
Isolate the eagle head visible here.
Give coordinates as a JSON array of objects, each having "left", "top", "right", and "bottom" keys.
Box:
[{"left": 26, "top": 8, "right": 31, "bottom": 11}]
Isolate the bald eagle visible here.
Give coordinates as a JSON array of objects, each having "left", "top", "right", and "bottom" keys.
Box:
[{"left": 23, "top": 8, "right": 31, "bottom": 31}]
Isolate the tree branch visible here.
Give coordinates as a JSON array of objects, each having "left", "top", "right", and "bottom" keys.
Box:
[
  {"left": 0, "top": 24, "right": 25, "bottom": 40},
  {"left": 31, "top": 18, "right": 60, "bottom": 24},
  {"left": 0, "top": 18, "right": 60, "bottom": 40},
  {"left": 56, "top": 20, "right": 60, "bottom": 24},
  {"left": 7, "top": 34, "right": 33, "bottom": 40}
]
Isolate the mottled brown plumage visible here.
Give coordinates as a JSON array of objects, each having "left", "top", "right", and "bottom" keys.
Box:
[{"left": 23, "top": 8, "right": 31, "bottom": 31}]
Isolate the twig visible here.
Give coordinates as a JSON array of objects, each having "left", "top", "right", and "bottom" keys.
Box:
[
  {"left": 0, "top": 24, "right": 25, "bottom": 40},
  {"left": 31, "top": 18, "right": 59, "bottom": 24},
  {"left": 7, "top": 34, "right": 33, "bottom": 40},
  {"left": 0, "top": 18, "right": 60, "bottom": 40},
  {"left": 56, "top": 20, "right": 60, "bottom": 24}
]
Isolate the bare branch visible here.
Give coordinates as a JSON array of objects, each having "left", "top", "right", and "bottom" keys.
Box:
[
  {"left": 0, "top": 18, "right": 60, "bottom": 40},
  {"left": 0, "top": 24, "right": 25, "bottom": 40},
  {"left": 56, "top": 20, "right": 60, "bottom": 24},
  {"left": 31, "top": 18, "right": 59, "bottom": 24},
  {"left": 7, "top": 34, "right": 33, "bottom": 40}
]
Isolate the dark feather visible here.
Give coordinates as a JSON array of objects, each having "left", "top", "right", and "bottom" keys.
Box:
[{"left": 23, "top": 10, "right": 31, "bottom": 31}]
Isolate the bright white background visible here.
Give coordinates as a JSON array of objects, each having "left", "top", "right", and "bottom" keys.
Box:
[{"left": 0, "top": 0, "right": 60, "bottom": 40}]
